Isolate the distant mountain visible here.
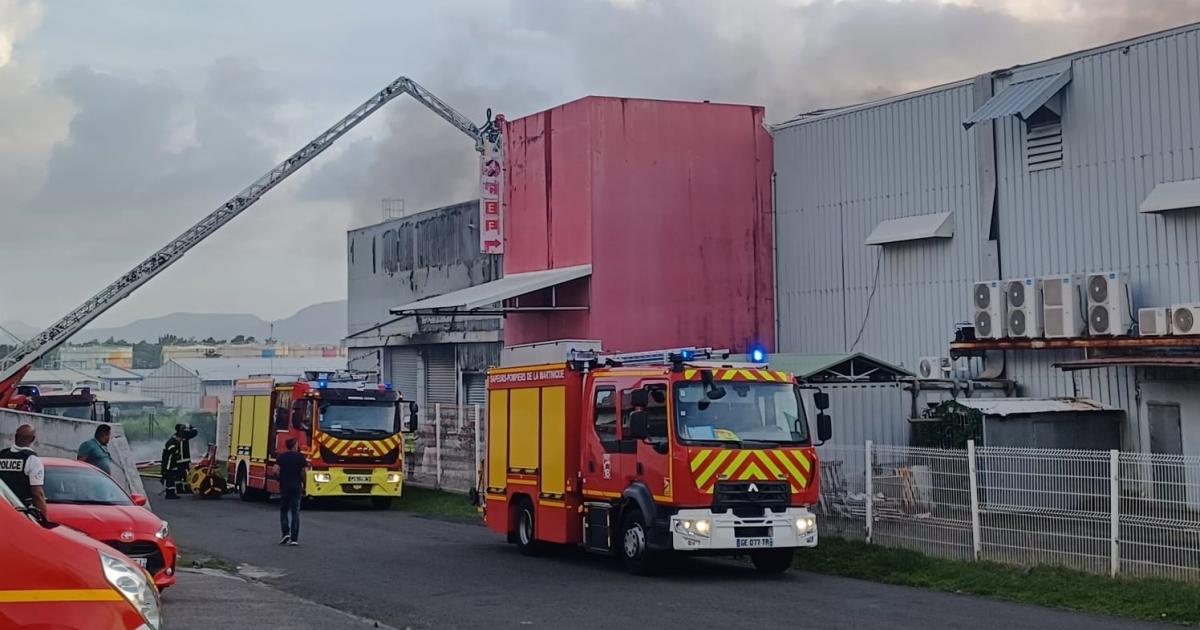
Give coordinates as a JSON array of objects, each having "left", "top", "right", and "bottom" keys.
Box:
[{"left": 66, "top": 301, "right": 348, "bottom": 344}]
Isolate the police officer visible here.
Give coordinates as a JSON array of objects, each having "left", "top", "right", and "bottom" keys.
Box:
[
  {"left": 0, "top": 424, "right": 49, "bottom": 516},
  {"left": 161, "top": 424, "right": 197, "bottom": 499}
]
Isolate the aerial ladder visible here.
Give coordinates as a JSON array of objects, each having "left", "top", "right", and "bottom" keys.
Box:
[{"left": 0, "top": 76, "right": 497, "bottom": 408}]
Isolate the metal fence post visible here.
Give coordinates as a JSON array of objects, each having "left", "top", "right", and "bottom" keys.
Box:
[
  {"left": 473, "top": 403, "right": 482, "bottom": 490},
  {"left": 967, "top": 440, "right": 982, "bottom": 561},
  {"left": 435, "top": 403, "right": 442, "bottom": 489},
  {"left": 1110, "top": 449, "right": 1120, "bottom": 577},
  {"left": 865, "top": 440, "right": 874, "bottom": 544}
]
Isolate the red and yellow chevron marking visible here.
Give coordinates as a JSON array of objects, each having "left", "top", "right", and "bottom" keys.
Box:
[
  {"left": 688, "top": 448, "right": 812, "bottom": 494},
  {"left": 314, "top": 432, "right": 402, "bottom": 457},
  {"left": 681, "top": 368, "right": 792, "bottom": 383}
]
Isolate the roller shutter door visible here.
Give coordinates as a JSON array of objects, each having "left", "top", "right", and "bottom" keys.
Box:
[
  {"left": 388, "top": 347, "right": 421, "bottom": 406},
  {"left": 464, "top": 373, "right": 487, "bottom": 406},
  {"left": 424, "top": 346, "right": 457, "bottom": 405}
]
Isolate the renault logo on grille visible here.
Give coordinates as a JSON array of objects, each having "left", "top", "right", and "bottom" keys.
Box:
[{"left": 748, "top": 483, "right": 760, "bottom": 493}]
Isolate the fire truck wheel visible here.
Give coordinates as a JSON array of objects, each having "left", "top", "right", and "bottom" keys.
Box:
[
  {"left": 236, "top": 467, "right": 251, "bottom": 501},
  {"left": 620, "top": 508, "right": 659, "bottom": 575},
  {"left": 750, "top": 549, "right": 795, "bottom": 574},
  {"left": 514, "top": 499, "right": 542, "bottom": 555}
]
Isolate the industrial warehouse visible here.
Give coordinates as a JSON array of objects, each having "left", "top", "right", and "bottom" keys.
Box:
[{"left": 5, "top": 7, "right": 1200, "bottom": 629}]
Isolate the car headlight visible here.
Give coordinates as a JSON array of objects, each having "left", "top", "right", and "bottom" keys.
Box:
[
  {"left": 795, "top": 516, "right": 816, "bottom": 533},
  {"left": 313, "top": 472, "right": 332, "bottom": 483},
  {"left": 386, "top": 472, "right": 402, "bottom": 483},
  {"left": 100, "top": 552, "right": 161, "bottom": 630},
  {"left": 675, "top": 518, "right": 711, "bottom": 538},
  {"left": 155, "top": 520, "right": 169, "bottom": 540}
]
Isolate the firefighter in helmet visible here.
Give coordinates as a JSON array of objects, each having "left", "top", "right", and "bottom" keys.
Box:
[{"left": 161, "top": 423, "right": 198, "bottom": 499}]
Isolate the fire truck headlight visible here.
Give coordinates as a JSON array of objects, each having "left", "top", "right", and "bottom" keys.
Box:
[
  {"left": 795, "top": 516, "right": 816, "bottom": 533},
  {"left": 313, "top": 472, "right": 332, "bottom": 483},
  {"left": 386, "top": 472, "right": 402, "bottom": 483},
  {"left": 676, "top": 518, "right": 711, "bottom": 538},
  {"left": 694, "top": 519, "right": 711, "bottom": 535},
  {"left": 100, "top": 551, "right": 161, "bottom": 630}
]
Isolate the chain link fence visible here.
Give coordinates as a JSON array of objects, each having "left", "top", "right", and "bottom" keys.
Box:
[{"left": 817, "top": 441, "right": 1200, "bottom": 581}]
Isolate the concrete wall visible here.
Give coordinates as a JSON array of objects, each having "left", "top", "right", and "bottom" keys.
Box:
[{"left": 0, "top": 409, "right": 148, "bottom": 503}]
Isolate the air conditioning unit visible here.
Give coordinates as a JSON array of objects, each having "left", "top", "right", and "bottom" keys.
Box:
[
  {"left": 1005, "top": 278, "right": 1043, "bottom": 338},
  {"left": 1041, "top": 274, "right": 1085, "bottom": 339},
  {"left": 917, "top": 356, "right": 951, "bottom": 380},
  {"left": 1171, "top": 304, "right": 1200, "bottom": 336},
  {"left": 1086, "top": 272, "right": 1131, "bottom": 336},
  {"left": 973, "top": 281, "right": 1006, "bottom": 339},
  {"left": 1139, "top": 307, "right": 1171, "bottom": 336}
]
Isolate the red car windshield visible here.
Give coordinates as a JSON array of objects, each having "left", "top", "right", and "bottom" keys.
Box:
[{"left": 44, "top": 466, "right": 132, "bottom": 506}]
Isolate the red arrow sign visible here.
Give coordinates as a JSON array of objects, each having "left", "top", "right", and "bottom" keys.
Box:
[{"left": 483, "top": 240, "right": 501, "bottom": 250}]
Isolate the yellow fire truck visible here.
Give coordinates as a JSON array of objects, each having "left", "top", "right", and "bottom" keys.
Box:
[{"left": 227, "top": 370, "right": 418, "bottom": 509}]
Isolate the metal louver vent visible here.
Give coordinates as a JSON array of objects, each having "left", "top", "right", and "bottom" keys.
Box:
[
  {"left": 1027, "top": 121, "right": 1063, "bottom": 172},
  {"left": 975, "top": 311, "right": 993, "bottom": 337},
  {"left": 1088, "top": 274, "right": 1109, "bottom": 303},
  {"left": 1090, "top": 304, "right": 1111, "bottom": 334},
  {"left": 1007, "top": 281, "right": 1026, "bottom": 308},
  {"left": 1174, "top": 307, "right": 1195, "bottom": 334},
  {"left": 974, "top": 283, "right": 991, "bottom": 309},
  {"left": 1043, "top": 277, "right": 1064, "bottom": 307}
]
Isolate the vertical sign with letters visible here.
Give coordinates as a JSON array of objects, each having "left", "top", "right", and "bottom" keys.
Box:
[{"left": 479, "top": 115, "right": 505, "bottom": 254}]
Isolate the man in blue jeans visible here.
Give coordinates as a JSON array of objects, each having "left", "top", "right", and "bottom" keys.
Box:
[{"left": 274, "top": 438, "right": 308, "bottom": 546}]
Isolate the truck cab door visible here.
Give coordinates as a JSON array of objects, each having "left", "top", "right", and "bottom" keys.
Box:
[
  {"left": 581, "top": 383, "right": 623, "bottom": 497},
  {"left": 630, "top": 382, "right": 671, "bottom": 500}
]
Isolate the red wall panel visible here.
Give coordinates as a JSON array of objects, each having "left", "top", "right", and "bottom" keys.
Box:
[{"left": 503, "top": 97, "right": 774, "bottom": 353}]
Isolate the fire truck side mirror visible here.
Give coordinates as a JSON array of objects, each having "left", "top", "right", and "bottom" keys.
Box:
[
  {"left": 407, "top": 401, "right": 419, "bottom": 432},
  {"left": 628, "top": 410, "right": 648, "bottom": 440},
  {"left": 814, "top": 392, "right": 830, "bottom": 410},
  {"left": 816, "top": 413, "right": 833, "bottom": 443},
  {"left": 629, "top": 388, "right": 650, "bottom": 408}
]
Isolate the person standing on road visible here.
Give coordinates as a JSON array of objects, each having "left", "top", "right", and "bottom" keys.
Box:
[
  {"left": 0, "top": 424, "right": 49, "bottom": 517},
  {"left": 274, "top": 438, "right": 307, "bottom": 546},
  {"left": 161, "top": 423, "right": 198, "bottom": 499},
  {"left": 77, "top": 424, "right": 114, "bottom": 475}
]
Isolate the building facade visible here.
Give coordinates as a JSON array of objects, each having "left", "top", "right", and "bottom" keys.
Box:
[
  {"left": 344, "top": 200, "right": 502, "bottom": 409},
  {"left": 141, "top": 357, "right": 345, "bottom": 410},
  {"left": 58, "top": 345, "right": 134, "bottom": 370},
  {"left": 772, "top": 24, "right": 1200, "bottom": 456}
]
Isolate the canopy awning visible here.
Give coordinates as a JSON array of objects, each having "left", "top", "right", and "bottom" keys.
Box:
[
  {"left": 770, "top": 353, "right": 913, "bottom": 382},
  {"left": 389, "top": 264, "right": 591, "bottom": 316},
  {"left": 962, "top": 68, "right": 1072, "bottom": 129},
  {"left": 1139, "top": 178, "right": 1200, "bottom": 214},
  {"left": 1055, "top": 356, "right": 1200, "bottom": 371},
  {"left": 864, "top": 211, "right": 954, "bottom": 246}
]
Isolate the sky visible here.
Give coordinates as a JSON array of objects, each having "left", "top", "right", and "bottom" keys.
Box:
[{"left": 1, "top": 0, "right": 1199, "bottom": 331}]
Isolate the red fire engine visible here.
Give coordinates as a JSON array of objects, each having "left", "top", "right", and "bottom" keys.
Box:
[{"left": 483, "top": 347, "right": 832, "bottom": 574}]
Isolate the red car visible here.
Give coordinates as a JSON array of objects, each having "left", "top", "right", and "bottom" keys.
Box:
[
  {"left": 41, "top": 457, "right": 179, "bottom": 589},
  {"left": 0, "top": 476, "right": 162, "bottom": 630}
]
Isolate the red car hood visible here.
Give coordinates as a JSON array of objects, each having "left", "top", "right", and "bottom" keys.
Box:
[{"left": 46, "top": 503, "right": 163, "bottom": 539}]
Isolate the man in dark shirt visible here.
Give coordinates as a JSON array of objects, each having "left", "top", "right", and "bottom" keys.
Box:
[{"left": 274, "top": 438, "right": 308, "bottom": 546}]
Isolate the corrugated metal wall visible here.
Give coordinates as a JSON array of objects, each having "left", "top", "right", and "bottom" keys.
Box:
[
  {"left": 774, "top": 25, "right": 1200, "bottom": 453},
  {"left": 774, "top": 81, "right": 982, "bottom": 368},
  {"left": 139, "top": 361, "right": 203, "bottom": 409},
  {"left": 817, "top": 383, "right": 910, "bottom": 450}
]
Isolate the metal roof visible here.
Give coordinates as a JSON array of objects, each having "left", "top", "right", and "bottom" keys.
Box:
[
  {"left": 864, "top": 212, "right": 954, "bottom": 246},
  {"left": 953, "top": 397, "right": 1117, "bottom": 416},
  {"left": 390, "top": 264, "right": 591, "bottom": 315},
  {"left": 1139, "top": 178, "right": 1200, "bottom": 213},
  {"left": 961, "top": 68, "right": 1072, "bottom": 129},
  {"left": 769, "top": 353, "right": 913, "bottom": 382},
  {"left": 170, "top": 357, "right": 346, "bottom": 381}
]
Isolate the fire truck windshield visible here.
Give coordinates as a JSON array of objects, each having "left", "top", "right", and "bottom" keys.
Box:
[
  {"left": 317, "top": 401, "right": 398, "bottom": 437},
  {"left": 674, "top": 382, "right": 809, "bottom": 445}
]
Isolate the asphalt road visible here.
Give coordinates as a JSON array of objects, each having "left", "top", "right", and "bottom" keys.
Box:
[{"left": 153, "top": 486, "right": 1163, "bottom": 630}]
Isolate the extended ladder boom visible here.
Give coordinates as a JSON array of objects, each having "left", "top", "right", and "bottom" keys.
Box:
[{"left": 0, "top": 76, "right": 483, "bottom": 387}]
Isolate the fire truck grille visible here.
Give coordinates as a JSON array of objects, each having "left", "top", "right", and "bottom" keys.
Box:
[
  {"left": 712, "top": 481, "right": 790, "bottom": 517},
  {"left": 319, "top": 445, "right": 399, "bottom": 465},
  {"left": 104, "top": 540, "right": 165, "bottom": 574}
]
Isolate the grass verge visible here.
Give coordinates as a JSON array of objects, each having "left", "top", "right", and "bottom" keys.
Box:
[
  {"left": 391, "top": 486, "right": 481, "bottom": 521},
  {"left": 796, "top": 536, "right": 1200, "bottom": 625}
]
